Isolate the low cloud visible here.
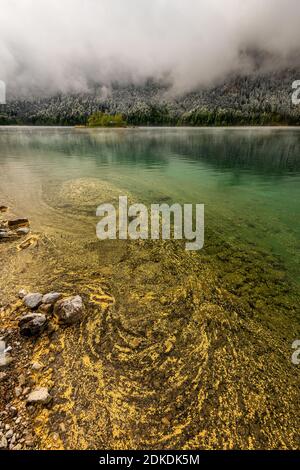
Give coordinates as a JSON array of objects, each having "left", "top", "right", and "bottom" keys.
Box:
[{"left": 0, "top": 0, "right": 300, "bottom": 97}]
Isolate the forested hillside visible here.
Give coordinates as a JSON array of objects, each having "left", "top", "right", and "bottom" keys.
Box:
[{"left": 1, "top": 68, "right": 300, "bottom": 126}]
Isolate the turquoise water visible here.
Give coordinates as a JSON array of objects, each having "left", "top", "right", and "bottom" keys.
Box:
[{"left": 0, "top": 126, "right": 299, "bottom": 283}]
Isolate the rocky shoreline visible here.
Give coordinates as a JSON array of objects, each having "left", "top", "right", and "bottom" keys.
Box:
[
  {"left": 0, "top": 205, "right": 86, "bottom": 450},
  {"left": 0, "top": 285, "right": 86, "bottom": 451}
]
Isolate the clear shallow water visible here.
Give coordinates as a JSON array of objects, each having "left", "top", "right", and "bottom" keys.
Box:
[
  {"left": 1, "top": 126, "right": 300, "bottom": 450},
  {"left": 0, "top": 126, "right": 299, "bottom": 283}
]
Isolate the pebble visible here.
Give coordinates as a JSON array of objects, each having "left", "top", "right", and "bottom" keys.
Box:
[
  {"left": 10, "top": 407, "right": 18, "bottom": 417},
  {"left": 26, "top": 387, "right": 51, "bottom": 405},
  {"left": 18, "top": 289, "right": 28, "bottom": 299},
  {"left": 5, "top": 429, "right": 13, "bottom": 439},
  {"left": 0, "top": 433, "right": 8, "bottom": 449},
  {"left": 19, "top": 373, "right": 26, "bottom": 386},
  {"left": 31, "top": 361, "right": 44, "bottom": 371},
  {"left": 15, "top": 386, "right": 22, "bottom": 397},
  {"left": 59, "top": 422, "right": 66, "bottom": 433}
]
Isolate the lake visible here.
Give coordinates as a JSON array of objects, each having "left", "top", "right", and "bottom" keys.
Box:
[{"left": 0, "top": 126, "right": 299, "bottom": 449}]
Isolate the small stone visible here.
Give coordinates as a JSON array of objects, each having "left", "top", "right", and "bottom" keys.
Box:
[
  {"left": 10, "top": 407, "right": 18, "bottom": 417},
  {"left": 31, "top": 361, "right": 44, "bottom": 371},
  {"left": 26, "top": 387, "right": 51, "bottom": 405},
  {"left": 19, "top": 373, "right": 26, "bottom": 386},
  {"left": 18, "top": 289, "right": 28, "bottom": 299},
  {"left": 0, "top": 433, "right": 8, "bottom": 449},
  {"left": 0, "top": 340, "right": 12, "bottom": 369},
  {"left": 0, "top": 206, "right": 8, "bottom": 213},
  {"left": 16, "top": 227, "right": 30, "bottom": 235},
  {"left": 5, "top": 429, "right": 13, "bottom": 439},
  {"left": 23, "top": 293, "right": 43, "bottom": 309},
  {"left": 0, "top": 230, "right": 10, "bottom": 239},
  {"left": 19, "top": 313, "right": 47, "bottom": 337},
  {"left": 22, "top": 387, "right": 30, "bottom": 396},
  {"left": 54, "top": 295, "right": 84, "bottom": 325},
  {"left": 15, "top": 417, "right": 21, "bottom": 424},
  {"left": 39, "top": 303, "right": 53, "bottom": 315},
  {"left": 5, "top": 424, "right": 10, "bottom": 431},
  {"left": 59, "top": 422, "right": 66, "bottom": 433},
  {"left": 15, "top": 386, "right": 22, "bottom": 397},
  {"left": 0, "top": 371, "right": 7, "bottom": 381},
  {"left": 7, "top": 218, "right": 29, "bottom": 228},
  {"left": 42, "top": 292, "right": 62, "bottom": 305}
]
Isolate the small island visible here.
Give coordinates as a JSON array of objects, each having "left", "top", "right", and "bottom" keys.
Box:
[{"left": 87, "top": 112, "right": 127, "bottom": 127}]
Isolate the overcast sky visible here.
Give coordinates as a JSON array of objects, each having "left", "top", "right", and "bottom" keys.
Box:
[{"left": 0, "top": 0, "right": 300, "bottom": 96}]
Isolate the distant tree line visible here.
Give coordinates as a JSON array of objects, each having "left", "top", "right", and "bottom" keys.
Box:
[
  {"left": 1, "top": 107, "right": 298, "bottom": 127},
  {"left": 1, "top": 69, "right": 300, "bottom": 126}
]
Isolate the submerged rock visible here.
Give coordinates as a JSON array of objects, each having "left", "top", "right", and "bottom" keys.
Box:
[
  {"left": 16, "top": 227, "right": 30, "bottom": 236},
  {"left": 0, "top": 229, "right": 18, "bottom": 241},
  {"left": 54, "top": 295, "right": 84, "bottom": 325},
  {"left": 42, "top": 292, "right": 62, "bottom": 305},
  {"left": 7, "top": 218, "right": 29, "bottom": 228},
  {"left": 26, "top": 387, "right": 51, "bottom": 405},
  {"left": 23, "top": 293, "right": 43, "bottom": 309},
  {"left": 19, "top": 313, "right": 47, "bottom": 337}
]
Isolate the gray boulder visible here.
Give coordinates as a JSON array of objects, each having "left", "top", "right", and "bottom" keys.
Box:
[
  {"left": 23, "top": 293, "right": 43, "bottom": 309},
  {"left": 19, "top": 313, "right": 47, "bottom": 337},
  {"left": 54, "top": 295, "right": 84, "bottom": 325},
  {"left": 42, "top": 292, "right": 62, "bottom": 305}
]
